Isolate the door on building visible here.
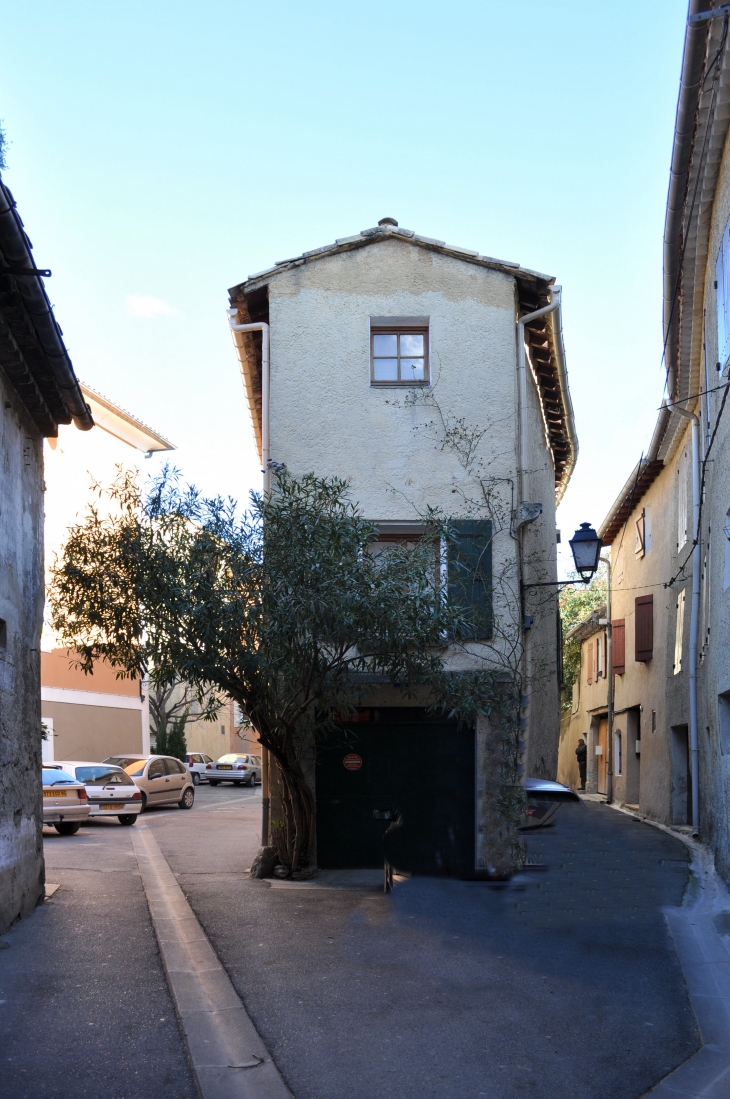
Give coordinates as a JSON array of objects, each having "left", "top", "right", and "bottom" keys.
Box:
[
  {"left": 671, "top": 724, "right": 691, "bottom": 825},
  {"left": 596, "top": 717, "right": 608, "bottom": 794},
  {"left": 316, "top": 709, "right": 475, "bottom": 872}
]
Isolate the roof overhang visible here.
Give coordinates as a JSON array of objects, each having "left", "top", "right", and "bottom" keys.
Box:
[
  {"left": 597, "top": 4, "right": 730, "bottom": 542},
  {"left": 79, "top": 383, "right": 175, "bottom": 453},
  {"left": 0, "top": 175, "right": 93, "bottom": 435},
  {"left": 228, "top": 223, "right": 577, "bottom": 501}
]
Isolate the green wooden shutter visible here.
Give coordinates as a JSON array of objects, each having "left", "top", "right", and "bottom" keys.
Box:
[{"left": 447, "top": 519, "right": 493, "bottom": 640}]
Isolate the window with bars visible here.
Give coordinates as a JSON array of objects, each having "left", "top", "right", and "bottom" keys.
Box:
[{"left": 370, "top": 317, "right": 429, "bottom": 385}]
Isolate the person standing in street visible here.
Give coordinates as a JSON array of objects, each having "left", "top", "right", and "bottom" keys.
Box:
[{"left": 575, "top": 738, "right": 587, "bottom": 791}]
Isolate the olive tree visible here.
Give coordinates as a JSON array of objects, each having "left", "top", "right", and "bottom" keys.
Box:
[{"left": 50, "top": 467, "right": 512, "bottom": 874}]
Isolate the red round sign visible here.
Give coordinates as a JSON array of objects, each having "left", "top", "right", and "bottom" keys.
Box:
[{"left": 343, "top": 753, "right": 362, "bottom": 771}]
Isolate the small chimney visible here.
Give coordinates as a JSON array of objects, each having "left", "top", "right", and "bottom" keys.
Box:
[{"left": 378, "top": 217, "right": 398, "bottom": 227}]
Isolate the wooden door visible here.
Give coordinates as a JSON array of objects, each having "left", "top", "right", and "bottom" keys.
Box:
[{"left": 596, "top": 718, "right": 608, "bottom": 794}]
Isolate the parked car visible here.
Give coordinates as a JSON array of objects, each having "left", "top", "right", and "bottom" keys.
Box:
[
  {"left": 102, "top": 755, "right": 195, "bottom": 811},
  {"left": 186, "top": 752, "right": 215, "bottom": 786},
  {"left": 42, "top": 768, "right": 90, "bottom": 835},
  {"left": 53, "top": 761, "right": 143, "bottom": 825},
  {"left": 206, "top": 753, "right": 262, "bottom": 787}
]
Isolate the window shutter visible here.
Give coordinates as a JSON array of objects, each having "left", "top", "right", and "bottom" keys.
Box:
[
  {"left": 587, "top": 639, "right": 593, "bottom": 684},
  {"left": 717, "top": 216, "right": 730, "bottom": 369},
  {"left": 613, "top": 619, "right": 625, "bottom": 675},
  {"left": 447, "top": 519, "right": 492, "bottom": 639},
  {"left": 635, "top": 595, "right": 654, "bottom": 662}
]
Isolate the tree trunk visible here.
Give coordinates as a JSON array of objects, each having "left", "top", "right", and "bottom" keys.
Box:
[{"left": 268, "top": 748, "right": 315, "bottom": 874}]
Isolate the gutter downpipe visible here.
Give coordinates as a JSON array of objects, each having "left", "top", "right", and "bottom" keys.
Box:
[
  {"left": 516, "top": 287, "right": 562, "bottom": 761},
  {"left": 671, "top": 402, "right": 701, "bottom": 837},
  {"left": 228, "top": 311, "right": 271, "bottom": 846}
]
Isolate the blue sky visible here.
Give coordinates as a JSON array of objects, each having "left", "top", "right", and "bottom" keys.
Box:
[{"left": 1, "top": 0, "right": 687, "bottom": 568}]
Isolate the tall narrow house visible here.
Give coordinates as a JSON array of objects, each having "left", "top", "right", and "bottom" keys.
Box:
[{"left": 229, "top": 219, "right": 577, "bottom": 871}]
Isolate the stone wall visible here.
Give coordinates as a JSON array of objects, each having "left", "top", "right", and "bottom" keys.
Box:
[{"left": 0, "top": 365, "right": 45, "bottom": 932}]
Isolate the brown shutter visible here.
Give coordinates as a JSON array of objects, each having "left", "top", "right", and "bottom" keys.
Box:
[
  {"left": 613, "top": 619, "right": 625, "bottom": 675},
  {"left": 587, "top": 639, "right": 593, "bottom": 684},
  {"left": 635, "top": 596, "right": 654, "bottom": 662}
]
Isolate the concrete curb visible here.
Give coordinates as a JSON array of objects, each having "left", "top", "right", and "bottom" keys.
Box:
[
  {"left": 588, "top": 801, "right": 730, "bottom": 1098},
  {"left": 131, "top": 822, "right": 292, "bottom": 1099}
]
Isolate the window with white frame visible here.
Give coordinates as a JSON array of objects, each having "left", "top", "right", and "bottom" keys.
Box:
[
  {"left": 370, "top": 317, "right": 429, "bottom": 385},
  {"left": 635, "top": 507, "right": 651, "bottom": 557}
]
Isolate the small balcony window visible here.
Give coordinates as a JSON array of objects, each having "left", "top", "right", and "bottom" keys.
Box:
[{"left": 370, "top": 318, "right": 429, "bottom": 385}]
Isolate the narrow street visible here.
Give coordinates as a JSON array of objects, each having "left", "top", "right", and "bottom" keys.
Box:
[{"left": 0, "top": 786, "right": 701, "bottom": 1099}]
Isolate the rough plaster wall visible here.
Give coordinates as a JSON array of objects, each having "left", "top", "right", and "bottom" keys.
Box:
[
  {"left": 268, "top": 239, "right": 518, "bottom": 572},
  {"left": 561, "top": 464, "right": 681, "bottom": 821},
  {"left": 0, "top": 368, "right": 45, "bottom": 933},
  {"left": 697, "top": 132, "right": 730, "bottom": 879},
  {"left": 267, "top": 238, "right": 561, "bottom": 752}
]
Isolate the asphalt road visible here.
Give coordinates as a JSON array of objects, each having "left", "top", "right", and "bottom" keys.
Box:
[
  {"left": 0, "top": 783, "right": 701, "bottom": 1099},
  {"left": 0, "top": 783, "right": 258, "bottom": 1099}
]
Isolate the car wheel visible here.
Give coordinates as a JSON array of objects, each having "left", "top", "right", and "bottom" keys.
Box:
[
  {"left": 192, "top": 773, "right": 200, "bottom": 786},
  {"left": 118, "top": 815, "right": 137, "bottom": 826},
  {"left": 54, "top": 821, "right": 80, "bottom": 835},
  {"left": 209, "top": 779, "right": 219, "bottom": 786},
  {"left": 140, "top": 792, "right": 148, "bottom": 812},
  {"left": 247, "top": 773, "right": 255, "bottom": 787},
  {"left": 179, "top": 787, "right": 195, "bottom": 810}
]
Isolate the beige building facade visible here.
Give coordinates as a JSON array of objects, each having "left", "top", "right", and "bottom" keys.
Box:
[
  {"left": 229, "top": 219, "right": 577, "bottom": 870},
  {"left": 560, "top": 10, "right": 730, "bottom": 883}
]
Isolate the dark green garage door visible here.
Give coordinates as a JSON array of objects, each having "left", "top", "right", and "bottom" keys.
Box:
[{"left": 316, "top": 709, "right": 475, "bottom": 872}]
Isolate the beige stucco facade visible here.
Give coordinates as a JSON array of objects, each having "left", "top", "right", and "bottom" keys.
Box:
[
  {"left": 559, "top": 27, "right": 730, "bottom": 883},
  {"left": 230, "top": 222, "right": 577, "bottom": 869}
]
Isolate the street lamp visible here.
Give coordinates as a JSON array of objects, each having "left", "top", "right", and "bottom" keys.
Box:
[{"left": 569, "top": 523, "right": 602, "bottom": 582}]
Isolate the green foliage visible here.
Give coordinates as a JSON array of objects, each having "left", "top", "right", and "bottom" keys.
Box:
[
  {"left": 558, "top": 565, "right": 607, "bottom": 710},
  {"left": 166, "top": 714, "right": 188, "bottom": 762},
  {"left": 50, "top": 466, "right": 508, "bottom": 871},
  {"left": 154, "top": 722, "right": 168, "bottom": 756}
]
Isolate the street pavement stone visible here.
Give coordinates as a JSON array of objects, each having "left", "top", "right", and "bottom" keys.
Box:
[{"left": 165, "top": 797, "right": 701, "bottom": 1099}]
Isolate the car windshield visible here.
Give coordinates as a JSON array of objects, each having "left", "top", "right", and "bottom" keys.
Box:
[
  {"left": 42, "top": 769, "right": 77, "bottom": 785},
  {"left": 217, "top": 754, "right": 248, "bottom": 763},
  {"left": 74, "top": 766, "right": 134, "bottom": 786}
]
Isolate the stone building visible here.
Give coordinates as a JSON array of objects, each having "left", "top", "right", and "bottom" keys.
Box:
[
  {"left": 559, "top": 5, "right": 730, "bottom": 881},
  {"left": 0, "top": 175, "right": 93, "bottom": 932},
  {"left": 228, "top": 218, "right": 577, "bottom": 871}
]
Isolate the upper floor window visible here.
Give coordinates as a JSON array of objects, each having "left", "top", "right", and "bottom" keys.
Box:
[{"left": 370, "top": 317, "right": 429, "bottom": 385}]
